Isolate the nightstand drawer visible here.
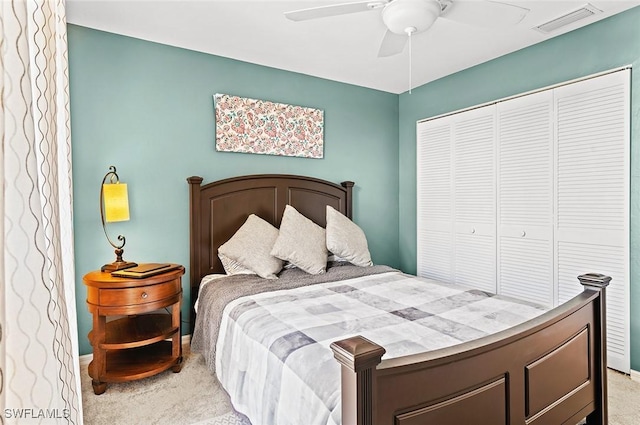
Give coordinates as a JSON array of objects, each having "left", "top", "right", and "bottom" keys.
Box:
[{"left": 99, "top": 279, "right": 180, "bottom": 306}]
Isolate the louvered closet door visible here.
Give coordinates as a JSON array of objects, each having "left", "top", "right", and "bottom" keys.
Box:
[
  {"left": 497, "top": 91, "right": 554, "bottom": 307},
  {"left": 554, "top": 70, "right": 630, "bottom": 372},
  {"left": 417, "top": 117, "right": 453, "bottom": 281},
  {"left": 452, "top": 106, "right": 496, "bottom": 292}
]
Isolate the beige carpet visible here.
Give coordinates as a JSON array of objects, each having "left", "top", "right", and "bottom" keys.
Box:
[
  {"left": 81, "top": 345, "right": 640, "bottom": 425},
  {"left": 80, "top": 345, "right": 245, "bottom": 425},
  {"left": 607, "top": 369, "right": 640, "bottom": 425}
]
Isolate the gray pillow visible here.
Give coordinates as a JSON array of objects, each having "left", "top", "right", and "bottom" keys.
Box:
[
  {"left": 218, "top": 214, "right": 283, "bottom": 279},
  {"left": 326, "top": 205, "right": 373, "bottom": 267},
  {"left": 271, "top": 205, "right": 328, "bottom": 275}
]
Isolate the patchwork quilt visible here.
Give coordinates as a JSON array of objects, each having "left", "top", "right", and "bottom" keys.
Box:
[{"left": 204, "top": 267, "right": 548, "bottom": 425}]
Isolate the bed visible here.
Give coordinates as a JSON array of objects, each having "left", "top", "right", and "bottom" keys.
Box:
[{"left": 187, "top": 173, "right": 609, "bottom": 425}]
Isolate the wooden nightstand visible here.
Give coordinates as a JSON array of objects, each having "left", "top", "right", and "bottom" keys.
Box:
[{"left": 83, "top": 265, "right": 184, "bottom": 395}]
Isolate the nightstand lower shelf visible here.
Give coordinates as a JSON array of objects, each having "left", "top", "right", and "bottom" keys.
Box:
[{"left": 89, "top": 341, "right": 183, "bottom": 383}]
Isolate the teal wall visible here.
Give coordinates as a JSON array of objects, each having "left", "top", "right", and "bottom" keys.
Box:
[
  {"left": 398, "top": 7, "right": 640, "bottom": 369},
  {"left": 70, "top": 7, "right": 640, "bottom": 365},
  {"left": 68, "top": 25, "right": 399, "bottom": 356}
]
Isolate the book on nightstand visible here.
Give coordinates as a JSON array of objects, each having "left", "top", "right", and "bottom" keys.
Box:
[{"left": 111, "top": 263, "right": 181, "bottom": 278}]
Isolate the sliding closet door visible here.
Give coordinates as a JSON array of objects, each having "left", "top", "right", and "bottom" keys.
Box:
[
  {"left": 497, "top": 91, "right": 554, "bottom": 307},
  {"left": 416, "top": 69, "right": 630, "bottom": 372},
  {"left": 452, "top": 106, "right": 496, "bottom": 292},
  {"left": 554, "top": 70, "right": 630, "bottom": 372},
  {"left": 417, "top": 117, "right": 453, "bottom": 281}
]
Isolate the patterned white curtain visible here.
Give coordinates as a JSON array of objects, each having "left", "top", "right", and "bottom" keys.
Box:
[{"left": 1, "top": 0, "right": 83, "bottom": 423}]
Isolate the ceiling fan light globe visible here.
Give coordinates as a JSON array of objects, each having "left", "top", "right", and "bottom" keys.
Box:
[{"left": 382, "top": 0, "right": 441, "bottom": 35}]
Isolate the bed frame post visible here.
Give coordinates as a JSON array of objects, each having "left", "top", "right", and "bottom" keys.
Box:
[
  {"left": 187, "top": 176, "right": 204, "bottom": 335},
  {"left": 577, "top": 273, "right": 610, "bottom": 425},
  {"left": 341, "top": 181, "right": 354, "bottom": 219},
  {"left": 331, "top": 336, "right": 385, "bottom": 425}
]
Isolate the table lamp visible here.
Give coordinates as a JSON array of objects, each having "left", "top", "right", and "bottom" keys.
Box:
[{"left": 100, "top": 166, "right": 138, "bottom": 272}]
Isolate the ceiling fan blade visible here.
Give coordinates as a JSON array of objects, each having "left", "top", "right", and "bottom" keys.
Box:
[
  {"left": 443, "top": 0, "right": 529, "bottom": 27},
  {"left": 285, "top": 1, "right": 387, "bottom": 22},
  {"left": 378, "top": 29, "right": 408, "bottom": 57}
]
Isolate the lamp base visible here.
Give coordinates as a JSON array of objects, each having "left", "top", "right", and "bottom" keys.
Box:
[{"left": 101, "top": 261, "right": 138, "bottom": 273}]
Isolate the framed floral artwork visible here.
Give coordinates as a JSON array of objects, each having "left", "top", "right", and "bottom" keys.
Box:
[{"left": 214, "top": 94, "right": 324, "bottom": 158}]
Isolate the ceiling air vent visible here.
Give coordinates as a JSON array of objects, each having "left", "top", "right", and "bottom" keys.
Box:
[{"left": 534, "top": 4, "right": 602, "bottom": 33}]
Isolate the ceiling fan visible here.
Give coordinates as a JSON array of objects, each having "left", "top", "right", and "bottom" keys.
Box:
[{"left": 285, "top": 0, "right": 530, "bottom": 57}]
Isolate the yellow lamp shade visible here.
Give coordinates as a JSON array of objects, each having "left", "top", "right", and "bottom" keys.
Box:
[{"left": 103, "top": 183, "right": 130, "bottom": 222}]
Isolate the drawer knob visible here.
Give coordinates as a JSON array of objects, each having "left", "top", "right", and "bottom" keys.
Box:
[
  {"left": 471, "top": 228, "right": 476, "bottom": 234},
  {"left": 141, "top": 292, "right": 148, "bottom": 299},
  {"left": 521, "top": 230, "right": 526, "bottom": 237}
]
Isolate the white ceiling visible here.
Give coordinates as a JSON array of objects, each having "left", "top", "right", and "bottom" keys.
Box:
[{"left": 65, "top": 0, "right": 640, "bottom": 94}]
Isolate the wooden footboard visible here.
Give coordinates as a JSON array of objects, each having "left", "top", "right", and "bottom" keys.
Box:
[{"left": 331, "top": 273, "right": 610, "bottom": 425}]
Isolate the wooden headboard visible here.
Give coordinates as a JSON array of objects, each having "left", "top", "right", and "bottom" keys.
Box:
[{"left": 186, "top": 174, "right": 354, "bottom": 333}]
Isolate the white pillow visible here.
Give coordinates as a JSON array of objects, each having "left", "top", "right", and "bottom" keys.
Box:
[
  {"left": 326, "top": 205, "right": 373, "bottom": 267},
  {"left": 218, "top": 214, "right": 283, "bottom": 279},
  {"left": 218, "top": 253, "right": 255, "bottom": 276},
  {"left": 271, "top": 205, "right": 328, "bottom": 275},
  {"left": 327, "top": 253, "right": 348, "bottom": 263}
]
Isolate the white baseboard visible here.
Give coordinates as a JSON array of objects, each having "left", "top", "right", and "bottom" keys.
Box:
[
  {"left": 182, "top": 333, "right": 191, "bottom": 345},
  {"left": 78, "top": 334, "right": 191, "bottom": 367},
  {"left": 630, "top": 369, "right": 640, "bottom": 382},
  {"left": 79, "top": 352, "right": 92, "bottom": 367}
]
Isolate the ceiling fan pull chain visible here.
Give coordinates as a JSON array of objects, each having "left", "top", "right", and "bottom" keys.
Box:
[{"left": 406, "top": 26, "right": 416, "bottom": 94}]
